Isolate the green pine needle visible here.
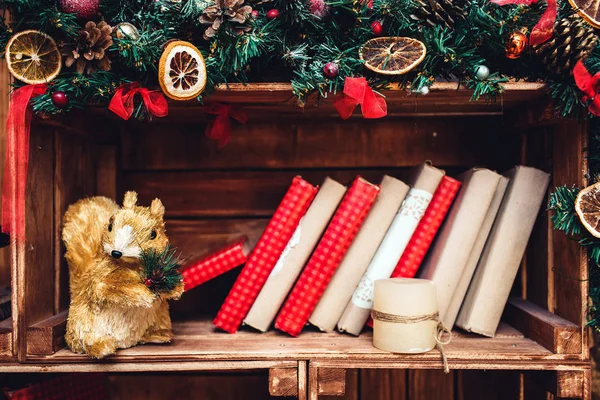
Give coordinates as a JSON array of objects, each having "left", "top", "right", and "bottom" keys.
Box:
[
  {"left": 548, "top": 185, "right": 582, "bottom": 236},
  {"left": 140, "top": 245, "right": 183, "bottom": 295}
]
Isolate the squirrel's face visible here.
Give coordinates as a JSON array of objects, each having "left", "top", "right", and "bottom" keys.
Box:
[{"left": 102, "top": 191, "right": 168, "bottom": 264}]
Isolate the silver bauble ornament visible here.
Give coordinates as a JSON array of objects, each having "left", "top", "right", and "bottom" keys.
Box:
[
  {"left": 474, "top": 65, "right": 490, "bottom": 80},
  {"left": 115, "top": 23, "right": 141, "bottom": 40}
]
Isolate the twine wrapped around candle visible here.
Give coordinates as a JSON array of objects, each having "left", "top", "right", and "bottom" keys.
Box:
[{"left": 371, "top": 309, "right": 452, "bottom": 373}]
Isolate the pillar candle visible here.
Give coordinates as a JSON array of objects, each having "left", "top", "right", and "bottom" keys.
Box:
[{"left": 372, "top": 278, "right": 438, "bottom": 353}]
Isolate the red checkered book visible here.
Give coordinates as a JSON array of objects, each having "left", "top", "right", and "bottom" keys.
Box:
[
  {"left": 4, "top": 374, "right": 107, "bottom": 400},
  {"left": 213, "top": 176, "right": 317, "bottom": 333},
  {"left": 274, "top": 176, "right": 379, "bottom": 337},
  {"left": 181, "top": 236, "right": 250, "bottom": 291},
  {"left": 391, "top": 175, "right": 461, "bottom": 279}
]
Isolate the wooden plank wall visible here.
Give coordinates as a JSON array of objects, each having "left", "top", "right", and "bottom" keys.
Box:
[
  {"left": 113, "top": 114, "right": 525, "bottom": 400},
  {"left": 0, "top": 61, "right": 10, "bottom": 287}
]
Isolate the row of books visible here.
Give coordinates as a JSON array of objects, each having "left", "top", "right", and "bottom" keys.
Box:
[{"left": 210, "top": 163, "right": 550, "bottom": 338}]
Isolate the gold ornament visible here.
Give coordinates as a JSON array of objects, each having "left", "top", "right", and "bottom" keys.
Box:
[
  {"left": 115, "top": 22, "right": 140, "bottom": 40},
  {"left": 505, "top": 30, "right": 528, "bottom": 59}
]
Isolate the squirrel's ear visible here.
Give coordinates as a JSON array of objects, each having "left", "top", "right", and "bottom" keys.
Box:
[
  {"left": 150, "top": 198, "right": 165, "bottom": 218},
  {"left": 123, "top": 191, "right": 138, "bottom": 209}
]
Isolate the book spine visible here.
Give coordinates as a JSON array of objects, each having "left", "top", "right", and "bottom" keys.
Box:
[
  {"left": 181, "top": 236, "right": 250, "bottom": 292},
  {"left": 417, "top": 168, "right": 501, "bottom": 323},
  {"left": 391, "top": 176, "right": 461, "bottom": 279},
  {"left": 274, "top": 177, "right": 380, "bottom": 337},
  {"left": 213, "top": 177, "right": 317, "bottom": 333},
  {"left": 309, "top": 175, "right": 409, "bottom": 333},
  {"left": 338, "top": 164, "right": 444, "bottom": 336},
  {"left": 442, "top": 176, "right": 509, "bottom": 328},
  {"left": 244, "top": 178, "right": 347, "bottom": 332},
  {"left": 456, "top": 166, "right": 550, "bottom": 337}
]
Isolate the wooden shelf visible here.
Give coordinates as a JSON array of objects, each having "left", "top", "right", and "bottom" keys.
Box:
[{"left": 8, "top": 318, "right": 579, "bottom": 373}]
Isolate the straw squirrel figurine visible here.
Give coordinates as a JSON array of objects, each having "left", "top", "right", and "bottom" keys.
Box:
[{"left": 62, "top": 191, "right": 183, "bottom": 359}]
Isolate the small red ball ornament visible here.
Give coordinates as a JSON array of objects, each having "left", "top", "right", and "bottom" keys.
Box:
[
  {"left": 266, "top": 9, "right": 280, "bottom": 20},
  {"left": 323, "top": 62, "right": 339, "bottom": 78},
  {"left": 51, "top": 91, "right": 69, "bottom": 109},
  {"left": 251, "top": 10, "right": 259, "bottom": 17},
  {"left": 371, "top": 20, "right": 383, "bottom": 36},
  {"left": 58, "top": 0, "right": 100, "bottom": 19},
  {"left": 505, "top": 30, "right": 528, "bottom": 60},
  {"left": 145, "top": 278, "right": 153, "bottom": 287}
]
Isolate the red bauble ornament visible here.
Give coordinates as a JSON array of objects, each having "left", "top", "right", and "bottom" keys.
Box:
[
  {"left": 371, "top": 21, "right": 383, "bottom": 36},
  {"left": 58, "top": 0, "right": 100, "bottom": 19},
  {"left": 251, "top": 10, "right": 259, "bottom": 17},
  {"left": 266, "top": 9, "right": 280, "bottom": 19},
  {"left": 309, "top": 0, "right": 330, "bottom": 18},
  {"left": 51, "top": 91, "right": 69, "bottom": 109},
  {"left": 145, "top": 278, "right": 153, "bottom": 287},
  {"left": 323, "top": 62, "right": 339, "bottom": 78}
]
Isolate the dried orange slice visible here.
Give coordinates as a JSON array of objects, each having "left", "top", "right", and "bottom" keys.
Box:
[
  {"left": 5, "top": 30, "right": 61, "bottom": 84},
  {"left": 158, "top": 40, "right": 207, "bottom": 101},
  {"left": 359, "top": 37, "right": 426, "bottom": 75},
  {"left": 575, "top": 182, "right": 600, "bottom": 238},
  {"left": 569, "top": 0, "right": 600, "bottom": 28}
]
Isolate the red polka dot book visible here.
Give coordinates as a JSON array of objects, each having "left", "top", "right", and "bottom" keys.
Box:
[
  {"left": 213, "top": 176, "right": 318, "bottom": 334},
  {"left": 274, "top": 176, "right": 380, "bottom": 337}
]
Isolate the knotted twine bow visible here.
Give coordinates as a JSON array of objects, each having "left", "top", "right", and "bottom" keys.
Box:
[
  {"left": 109, "top": 82, "right": 168, "bottom": 120},
  {"left": 490, "top": 0, "right": 557, "bottom": 46},
  {"left": 2, "top": 84, "right": 48, "bottom": 240},
  {"left": 203, "top": 103, "right": 248, "bottom": 148},
  {"left": 371, "top": 309, "right": 453, "bottom": 373},
  {"left": 334, "top": 77, "right": 387, "bottom": 120},
  {"left": 574, "top": 60, "right": 600, "bottom": 116}
]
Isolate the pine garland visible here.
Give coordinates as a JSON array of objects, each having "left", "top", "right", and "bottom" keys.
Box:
[{"left": 0, "top": 0, "right": 598, "bottom": 117}]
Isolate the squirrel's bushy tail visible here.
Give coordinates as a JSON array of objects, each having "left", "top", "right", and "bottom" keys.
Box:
[{"left": 62, "top": 196, "right": 118, "bottom": 280}]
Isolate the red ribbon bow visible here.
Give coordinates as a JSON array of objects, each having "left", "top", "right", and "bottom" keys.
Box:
[
  {"left": 203, "top": 103, "right": 248, "bottom": 148},
  {"left": 574, "top": 60, "right": 600, "bottom": 116},
  {"left": 490, "top": 0, "right": 557, "bottom": 46},
  {"left": 2, "top": 84, "right": 48, "bottom": 240},
  {"left": 334, "top": 77, "right": 387, "bottom": 120},
  {"left": 109, "top": 82, "right": 168, "bottom": 120}
]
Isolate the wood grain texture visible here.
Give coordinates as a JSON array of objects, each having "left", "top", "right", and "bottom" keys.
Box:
[
  {"left": 124, "top": 169, "right": 408, "bottom": 218},
  {"left": 551, "top": 119, "right": 588, "bottom": 355},
  {"left": 408, "top": 370, "right": 453, "bottom": 400},
  {"left": 269, "top": 367, "right": 298, "bottom": 396},
  {"left": 26, "top": 310, "right": 67, "bottom": 355},
  {"left": 360, "top": 370, "right": 407, "bottom": 400},
  {"left": 121, "top": 117, "right": 498, "bottom": 171},
  {"left": 0, "top": 317, "right": 12, "bottom": 356},
  {"left": 317, "top": 368, "right": 346, "bottom": 396},
  {"left": 503, "top": 298, "right": 581, "bottom": 354},
  {"left": 526, "top": 370, "right": 588, "bottom": 399}
]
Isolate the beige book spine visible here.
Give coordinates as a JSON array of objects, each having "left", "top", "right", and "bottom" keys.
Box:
[
  {"left": 337, "top": 163, "right": 445, "bottom": 336},
  {"left": 456, "top": 166, "right": 550, "bottom": 337},
  {"left": 442, "top": 176, "right": 509, "bottom": 328},
  {"left": 308, "top": 175, "right": 410, "bottom": 332},
  {"left": 418, "top": 168, "right": 501, "bottom": 322},
  {"left": 243, "top": 177, "right": 347, "bottom": 332}
]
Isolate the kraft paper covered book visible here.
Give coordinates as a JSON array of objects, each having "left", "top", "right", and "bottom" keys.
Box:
[
  {"left": 456, "top": 166, "right": 550, "bottom": 337},
  {"left": 442, "top": 176, "right": 509, "bottom": 328},
  {"left": 244, "top": 177, "right": 347, "bottom": 332},
  {"left": 275, "top": 176, "right": 379, "bottom": 337},
  {"left": 337, "top": 163, "right": 444, "bottom": 336},
  {"left": 213, "top": 176, "right": 317, "bottom": 334},
  {"left": 417, "top": 168, "right": 501, "bottom": 325},
  {"left": 308, "top": 175, "right": 410, "bottom": 333}
]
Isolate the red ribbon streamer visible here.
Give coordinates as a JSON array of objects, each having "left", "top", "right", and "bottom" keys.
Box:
[
  {"left": 203, "top": 103, "right": 248, "bottom": 148},
  {"left": 490, "top": 0, "right": 557, "bottom": 46},
  {"left": 2, "top": 84, "right": 47, "bottom": 240},
  {"left": 109, "top": 82, "right": 168, "bottom": 120},
  {"left": 574, "top": 60, "right": 600, "bottom": 116},
  {"left": 334, "top": 77, "right": 387, "bottom": 120}
]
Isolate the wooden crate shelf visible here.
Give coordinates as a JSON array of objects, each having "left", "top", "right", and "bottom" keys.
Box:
[{"left": 2, "top": 82, "right": 592, "bottom": 399}]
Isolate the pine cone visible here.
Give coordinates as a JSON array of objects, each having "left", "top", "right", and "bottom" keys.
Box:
[
  {"left": 62, "top": 21, "right": 113, "bottom": 75},
  {"left": 533, "top": 14, "right": 598, "bottom": 75},
  {"left": 199, "top": 0, "right": 252, "bottom": 39},
  {"left": 410, "top": 0, "right": 470, "bottom": 29}
]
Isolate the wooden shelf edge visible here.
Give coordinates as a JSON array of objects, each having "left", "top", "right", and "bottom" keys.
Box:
[
  {"left": 26, "top": 310, "right": 67, "bottom": 356},
  {"left": 503, "top": 297, "right": 582, "bottom": 356},
  {"left": 0, "top": 317, "right": 12, "bottom": 356}
]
